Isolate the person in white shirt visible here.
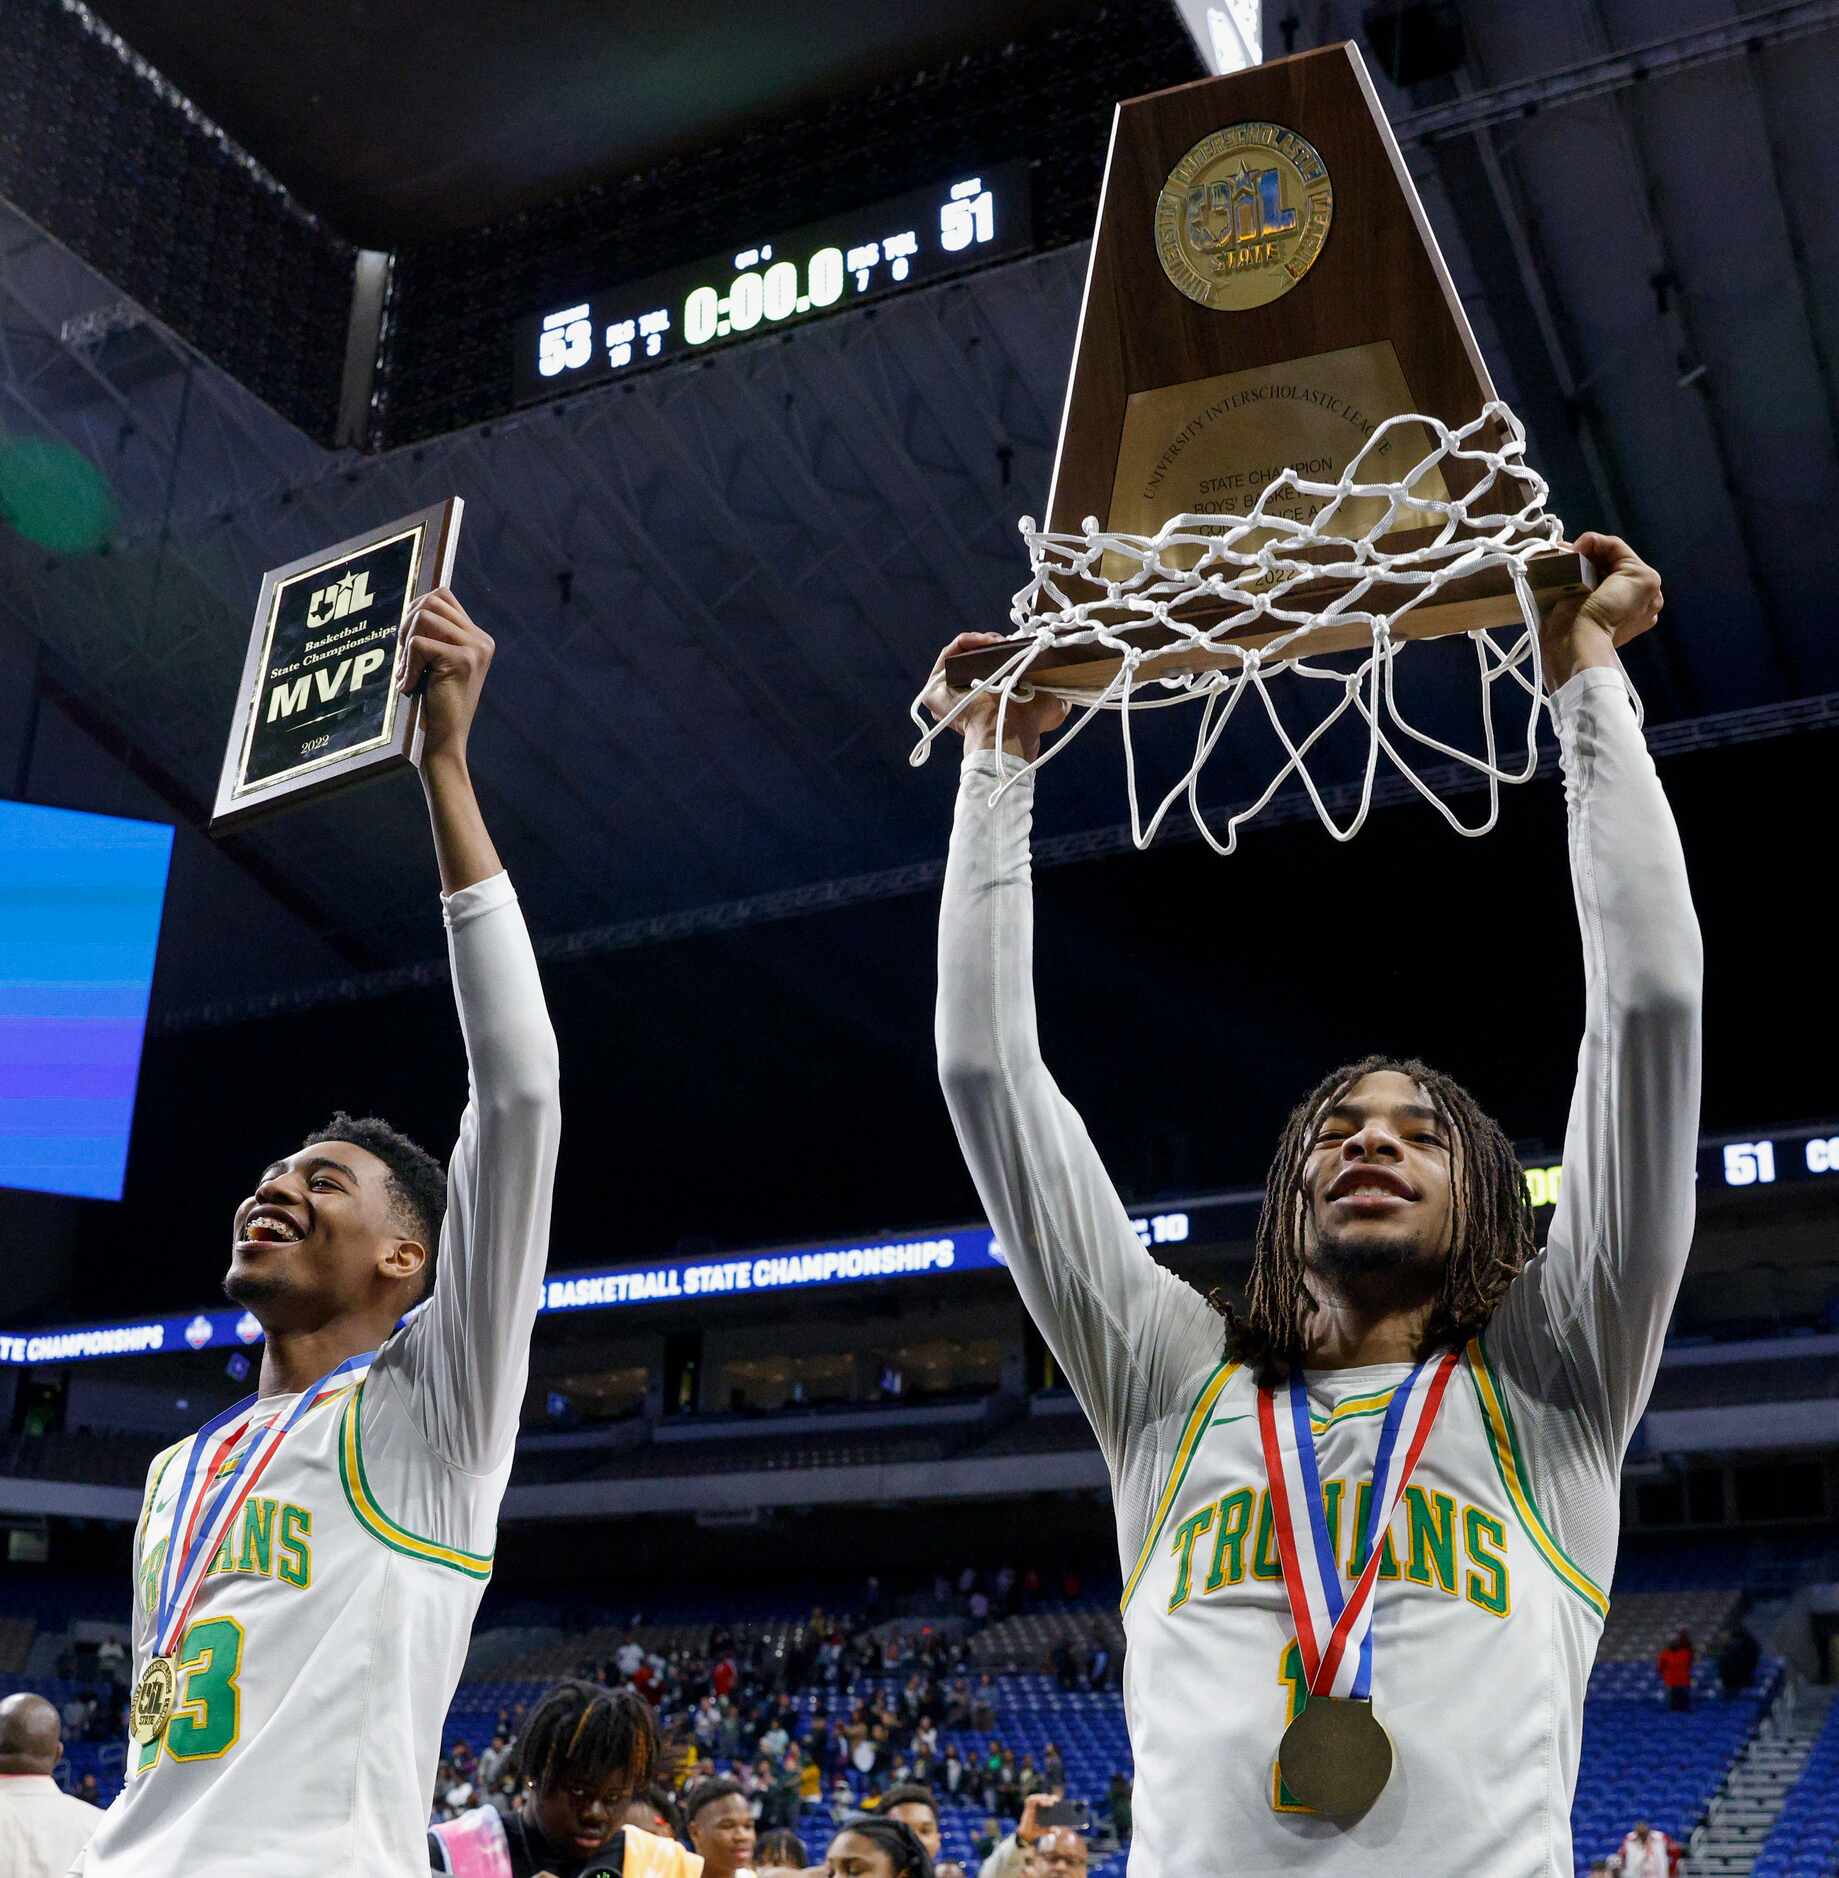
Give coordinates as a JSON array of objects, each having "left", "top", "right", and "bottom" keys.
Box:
[
  {"left": 1617, "top": 1821, "right": 1672, "bottom": 1877},
  {"left": 0, "top": 1694, "right": 102, "bottom": 1878},
  {"left": 75, "top": 590, "right": 562, "bottom": 1878},
  {"left": 925, "top": 534, "right": 1699, "bottom": 1877}
]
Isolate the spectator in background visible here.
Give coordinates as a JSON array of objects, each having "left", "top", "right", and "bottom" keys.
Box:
[
  {"left": 0, "top": 1692, "right": 102, "bottom": 1878},
  {"left": 1615, "top": 1820, "right": 1673, "bottom": 1878},
  {"left": 878, "top": 1782, "right": 942, "bottom": 1860},
  {"left": 686, "top": 1776, "right": 758, "bottom": 1878},
  {"left": 764, "top": 1748, "right": 803, "bottom": 1831},
  {"left": 1042, "top": 1743, "right": 1065, "bottom": 1794},
  {"left": 1104, "top": 1771, "right": 1132, "bottom": 1843},
  {"left": 1086, "top": 1634, "right": 1111, "bottom": 1690},
  {"left": 1017, "top": 1752, "right": 1042, "bottom": 1805},
  {"left": 973, "top": 1818, "right": 1003, "bottom": 1861},
  {"left": 1657, "top": 1630, "right": 1694, "bottom": 1712},
  {"left": 942, "top": 1746, "right": 964, "bottom": 1796},
  {"left": 478, "top": 1729, "right": 512, "bottom": 1790},
  {"left": 824, "top": 1816, "right": 934, "bottom": 1878},
  {"left": 94, "top": 1636, "right": 127, "bottom": 1687},
  {"left": 756, "top": 1825, "right": 808, "bottom": 1871},
  {"left": 58, "top": 1689, "right": 92, "bottom": 1745},
  {"left": 616, "top": 1631, "right": 645, "bottom": 1680},
  {"left": 1032, "top": 1827, "right": 1088, "bottom": 1875},
  {"left": 430, "top": 1680, "right": 660, "bottom": 1878},
  {"left": 74, "top": 1774, "right": 100, "bottom": 1808},
  {"left": 1051, "top": 1639, "right": 1078, "bottom": 1692},
  {"left": 622, "top": 1787, "right": 685, "bottom": 1842},
  {"left": 1718, "top": 1624, "right": 1760, "bottom": 1698},
  {"left": 975, "top": 1792, "right": 1063, "bottom": 1878}
]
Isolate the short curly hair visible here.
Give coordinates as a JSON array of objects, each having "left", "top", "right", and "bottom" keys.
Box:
[{"left": 302, "top": 1111, "right": 446, "bottom": 1304}]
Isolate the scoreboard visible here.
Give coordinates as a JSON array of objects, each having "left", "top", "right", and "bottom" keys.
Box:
[{"left": 512, "top": 162, "right": 1033, "bottom": 405}]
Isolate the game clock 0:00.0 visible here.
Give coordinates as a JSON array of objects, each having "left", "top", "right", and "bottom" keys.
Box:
[{"left": 515, "top": 163, "right": 1031, "bottom": 404}]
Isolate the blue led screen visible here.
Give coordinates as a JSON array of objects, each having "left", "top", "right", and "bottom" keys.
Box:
[{"left": 0, "top": 800, "right": 173, "bottom": 1200}]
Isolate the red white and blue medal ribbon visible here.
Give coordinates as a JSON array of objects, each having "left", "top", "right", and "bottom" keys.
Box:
[
  {"left": 1257, "top": 1348, "right": 1460, "bottom": 1699},
  {"left": 149, "top": 1349, "right": 375, "bottom": 1662}
]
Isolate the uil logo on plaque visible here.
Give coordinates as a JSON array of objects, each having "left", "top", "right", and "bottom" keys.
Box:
[
  {"left": 209, "top": 498, "right": 462, "bottom": 834},
  {"left": 1155, "top": 122, "right": 1334, "bottom": 311}
]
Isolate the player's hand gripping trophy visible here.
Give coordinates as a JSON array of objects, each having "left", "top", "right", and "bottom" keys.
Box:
[{"left": 924, "top": 529, "right": 1664, "bottom": 757}]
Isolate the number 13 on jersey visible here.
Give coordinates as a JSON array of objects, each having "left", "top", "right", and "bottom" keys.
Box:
[{"left": 133, "top": 1617, "right": 245, "bottom": 1772}]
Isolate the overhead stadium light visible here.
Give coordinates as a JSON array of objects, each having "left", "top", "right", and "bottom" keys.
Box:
[{"left": 1170, "top": 0, "right": 1263, "bottom": 74}]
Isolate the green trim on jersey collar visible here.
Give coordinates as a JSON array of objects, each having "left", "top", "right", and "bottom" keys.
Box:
[
  {"left": 337, "top": 1382, "right": 493, "bottom": 1580},
  {"left": 1467, "top": 1336, "right": 1609, "bottom": 1618},
  {"left": 1120, "top": 1362, "right": 1239, "bottom": 1615}
]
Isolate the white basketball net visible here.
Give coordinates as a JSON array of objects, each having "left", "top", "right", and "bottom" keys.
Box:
[{"left": 911, "top": 401, "right": 1631, "bottom": 853}]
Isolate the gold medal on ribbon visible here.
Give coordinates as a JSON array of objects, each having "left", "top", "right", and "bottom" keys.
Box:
[
  {"left": 1278, "top": 1695, "right": 1394, "bottom": 1816},
  {"left": 129, "top": 1654, "right": 177, "bottom": 1745}
]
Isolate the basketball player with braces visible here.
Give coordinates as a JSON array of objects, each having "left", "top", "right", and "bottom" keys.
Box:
[
  {"left": 76, "top": 591, "right": 563, "bottom": 1877},
  {"left": 923, "top": 533, "right": 1698, "bottom": 1874}
]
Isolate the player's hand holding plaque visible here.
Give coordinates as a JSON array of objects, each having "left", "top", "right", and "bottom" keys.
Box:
[{"left": 210, "top": 498, "right": 462, "bottom": 832}]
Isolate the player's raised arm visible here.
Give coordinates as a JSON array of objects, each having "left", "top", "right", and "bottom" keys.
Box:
[
  {"left": 1488, "top": 535, "right": 1703, "bottom": 1452},
  {"left": 927, "top": 635, "right": 1220, "bottom": 1472},
  {"left": 377, "top": 588, "right": 563, "bottom": 1471}
]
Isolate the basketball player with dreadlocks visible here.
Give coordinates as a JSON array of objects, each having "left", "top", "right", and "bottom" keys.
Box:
[
  {"left": 428, "top": 1679, "right": 698, "bottom": 1877},
  {"left": 923, "top": 534, "right": 1700, "bottom": 1876},
  {"left": 77, "top": 592, "right": 562, "bottom": 1878}
]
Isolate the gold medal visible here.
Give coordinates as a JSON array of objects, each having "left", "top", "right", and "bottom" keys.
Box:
[
  {"left": 1154, "top": 121, "right": 1334, "bottom": 312},
  {"left": 129, "top": 1655, "right": 177, "bottom": 1745},
  {"left": 1277, "top": 1695, "right": 1393, "bottom": 1816}
]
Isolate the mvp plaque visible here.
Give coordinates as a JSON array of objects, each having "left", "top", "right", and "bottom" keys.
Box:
[
  {"left": 946, "top": 41, "right": 1588, "bottom": 694},
  {"left": 210, "top": 498, "right": 463, "bottom": 834}
]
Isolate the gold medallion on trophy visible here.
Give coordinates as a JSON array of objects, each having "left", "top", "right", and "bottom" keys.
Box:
[{"left": 1154, "top": 122, "right": 1334, "bottom": 312}]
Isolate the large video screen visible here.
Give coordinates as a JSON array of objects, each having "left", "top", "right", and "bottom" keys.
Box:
[{"left": 0, "top": 800, "right": 173, "bottom": 1201}]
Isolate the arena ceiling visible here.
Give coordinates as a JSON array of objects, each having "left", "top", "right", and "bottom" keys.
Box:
[{"left": 2, "top": 0, "right": 1838, "bottom": 1320}]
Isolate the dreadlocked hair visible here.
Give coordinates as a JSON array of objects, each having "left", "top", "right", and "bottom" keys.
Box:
[
  {"left": 1216, "top": 1054, "right": 1536, "bottom": 1386},
  {"left": 512, "top": 1678, "right": 659, "bottom": 1805}
]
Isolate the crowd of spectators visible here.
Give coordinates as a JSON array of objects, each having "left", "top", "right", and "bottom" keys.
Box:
[{"left": 430, "top": 1574, "right": 1132, "bottom": 1863}]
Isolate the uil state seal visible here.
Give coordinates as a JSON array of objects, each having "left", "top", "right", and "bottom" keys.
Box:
[{"left": 1155, "top": 121, "right": 1334, "bottom": 311}]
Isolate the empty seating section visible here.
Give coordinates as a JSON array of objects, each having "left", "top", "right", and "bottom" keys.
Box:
[
  {"left": 1752, "top": 1697, "right": 1839, "bottom": 1878},
  {"left": 1569, "top": 1679, "right": 1781, "bottom": 1872},
  {"left": 967, "top": 1607, "right": 1124, "bottom": 1668}
]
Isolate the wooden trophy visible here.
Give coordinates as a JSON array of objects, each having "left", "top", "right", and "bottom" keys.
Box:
[
  {"left": 947, "top": 43, "right": 1592, "bottom": 695},
  {"left": 210, "top": 498, "right": 463, "bottom": 833}
]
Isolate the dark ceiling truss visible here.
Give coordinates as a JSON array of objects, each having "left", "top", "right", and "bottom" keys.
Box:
[
  {"left": 1570, "top": 0, "right": 1791, "bottom": 698},
  {"left": 1391, "top": 0, "right": 1839, "bottom": 144}
]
